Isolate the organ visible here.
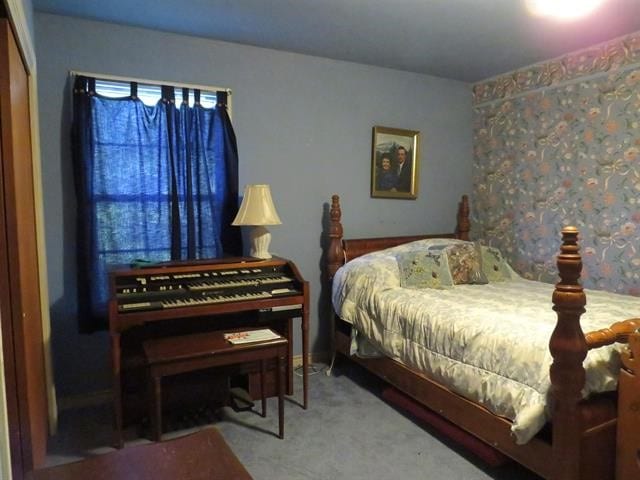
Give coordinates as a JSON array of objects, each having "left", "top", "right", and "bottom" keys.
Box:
[{"left": 108, "top": 256, "right": 309, "bottom": 447}]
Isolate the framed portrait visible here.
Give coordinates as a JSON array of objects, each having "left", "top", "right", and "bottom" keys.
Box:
[{"left": 370, "top": 125, "right": 420, "bottom": 199}]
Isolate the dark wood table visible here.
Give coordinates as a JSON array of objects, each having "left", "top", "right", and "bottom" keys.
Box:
[{"left": 143, "top": 329, "right": 288, "bottom": 440}]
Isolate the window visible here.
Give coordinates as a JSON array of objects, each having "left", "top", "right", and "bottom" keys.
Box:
[
  {"left": 95, "top": 79, "right": 218, "bottom": 108},
  {"left": 72, "top": 74, "right": 242, "bottom": 332}
]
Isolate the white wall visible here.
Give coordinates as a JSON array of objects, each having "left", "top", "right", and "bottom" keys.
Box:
[{"left": 35, "top": 12, "right": 473, "bottom": 396}]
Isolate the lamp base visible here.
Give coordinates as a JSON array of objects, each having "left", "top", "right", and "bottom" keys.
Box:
[{"left": 249, "top": 226, "right": 273, "bottom": 259}]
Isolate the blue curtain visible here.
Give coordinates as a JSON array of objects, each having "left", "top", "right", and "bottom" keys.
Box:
[{"left": 72, "top": 76, "right": 242, "bottom": 332}]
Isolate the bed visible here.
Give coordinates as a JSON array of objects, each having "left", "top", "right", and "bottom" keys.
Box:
[{"left": 325, "top": 194, "right": 640, "bottom": 480}]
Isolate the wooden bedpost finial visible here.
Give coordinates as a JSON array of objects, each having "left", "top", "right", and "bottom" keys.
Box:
[
  {"left": 330, "top": 195, "right": 342, "bottom": 227},
  {"left": 549, "top": 226, "right": 588, "bottom": 479},
  {"left": 555, "top": 226, "right": 582, "bottom": 288},
  {"left": 326, "top": 195, "right": 345, "bottom": 280},
  {"left": 456, "top": 195, "right": 470, "bottom": 241}
]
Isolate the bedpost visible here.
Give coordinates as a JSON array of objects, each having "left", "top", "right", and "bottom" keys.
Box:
[
  {"left": 456, "top": 195, "right": 470, "bottom": 241},
  {"left": 549, "top": 226, "right": 587, "bottom": 480},
  {"left": 327, "top": 194, "right": 345, "bottom": 280}
]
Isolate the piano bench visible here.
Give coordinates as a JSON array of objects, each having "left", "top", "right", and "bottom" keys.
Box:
[{"left": 143, "top": 328, "right": 288, "bottom": 441}]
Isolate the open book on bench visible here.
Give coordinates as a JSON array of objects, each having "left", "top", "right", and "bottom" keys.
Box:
[{"left": 224, "top": 329, "right": 282, "bottom": 345}]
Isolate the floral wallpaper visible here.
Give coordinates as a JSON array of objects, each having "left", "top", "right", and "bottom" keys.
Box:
[
  {"left": 472, "top": 32, "right": 640, "bottom": 295},
  {"left": 472, "top": 32, "right": 640, "bottom": 106}
]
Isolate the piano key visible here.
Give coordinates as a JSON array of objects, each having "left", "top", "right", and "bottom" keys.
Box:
[
  {"left": 118, "top": 301, "right": 163, "bottom": 312},
  {"left": 271, "top": 288, "right": 295, "bottom": 295},
  {"left": 157, "top": 290, "right": 273, "bottom": 309},
  {"left": 267, "top": 304, "right": 303, "bottom": 312}
]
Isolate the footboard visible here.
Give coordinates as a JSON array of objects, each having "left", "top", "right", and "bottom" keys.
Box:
[
  {"left": 616, "top": 332, "right": 640, "bottom": 479},
  {"left": 550, "top": 227, "right": 640, "bottom": 480},
  {"left": 584, "top": 319, "right": 640, "bottom": 479}
]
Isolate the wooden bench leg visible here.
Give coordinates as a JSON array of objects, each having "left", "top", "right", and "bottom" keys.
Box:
[
  {"left": 260, "top": 359, "right": 267, "bottom": 417},
  {"left": 150, "top": 373, "right": 162, "bottom": 442},
  {"left": 278, "top": 352, "right": 285, "bottom": 439},
  {"left": 112, "top": 333, "right": 124, "bottom": 449}
]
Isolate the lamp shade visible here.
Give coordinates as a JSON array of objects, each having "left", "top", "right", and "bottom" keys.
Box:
[{"left": 232, "top": 184, "right": 282, "bottom": 226}]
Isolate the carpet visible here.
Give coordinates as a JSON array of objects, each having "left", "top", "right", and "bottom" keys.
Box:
[{"left": 381, "top": 386, "right": 508, "bottom": 468}]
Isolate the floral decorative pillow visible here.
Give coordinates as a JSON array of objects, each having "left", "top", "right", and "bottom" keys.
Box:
[
  {"left": 478, "top": 244, "right": 512, "bottom": 282},
  {"left": 396, "top": 251, "right": 454, "bottom": 289},
  {"left": 445, "top": 243, "right": 488, "bottom": 285}
]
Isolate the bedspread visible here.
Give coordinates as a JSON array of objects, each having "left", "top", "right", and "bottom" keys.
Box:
[{"left": 332, "top": 239, "right": 640, "bottom": 444}]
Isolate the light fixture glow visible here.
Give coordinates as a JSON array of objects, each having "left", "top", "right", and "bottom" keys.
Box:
[{"left": 525, "top": 0, "right": 606, "bottom": 20}]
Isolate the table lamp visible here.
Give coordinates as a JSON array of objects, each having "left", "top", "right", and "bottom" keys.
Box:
[{"left": 232, "top": 184, "right": 282, "bottom": 259}]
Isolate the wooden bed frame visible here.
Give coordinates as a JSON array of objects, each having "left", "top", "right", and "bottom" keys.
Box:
[{"left": 325, "top": 194, "right": 640, "bottom": 480}]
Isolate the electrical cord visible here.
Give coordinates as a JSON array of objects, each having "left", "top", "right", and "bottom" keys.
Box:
[
  {"left": 325, "top": 350, "right": 337, "bottom": 376},
  {"left": 294, "top": 363, "right": 326, "bottom": 376}
]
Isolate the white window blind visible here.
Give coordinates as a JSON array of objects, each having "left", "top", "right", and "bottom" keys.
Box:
[{"left": 95, "top": 79, "right": 217, "bottom": 108}]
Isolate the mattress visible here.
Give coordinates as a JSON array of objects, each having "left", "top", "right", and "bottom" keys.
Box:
[{"left": 332, "top": 239, "right": 640, "bottom": 444}]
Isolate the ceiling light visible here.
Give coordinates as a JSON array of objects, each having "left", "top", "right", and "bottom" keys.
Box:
[{"left": 525, "top": 0, "right": 606, "bottom": 20}]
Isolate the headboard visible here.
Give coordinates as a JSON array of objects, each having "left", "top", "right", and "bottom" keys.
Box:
[{"left": 326, "top": 194, "right": 470, "bottom": 279}]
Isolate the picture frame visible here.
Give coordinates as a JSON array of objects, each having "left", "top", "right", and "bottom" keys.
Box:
[{"left": 371, "top": 126, "right": 420, "bottom": 199}]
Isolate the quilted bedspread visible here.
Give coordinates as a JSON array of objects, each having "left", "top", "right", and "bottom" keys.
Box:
[{"left": 332, "top": 239, "right": 640, "bottom": 444}]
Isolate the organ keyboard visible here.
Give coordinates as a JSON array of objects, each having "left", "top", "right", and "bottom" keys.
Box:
[
  {"left": 114, "top": 263, "right": 301, "bottom": 313},
  {"left": 110, "top": 258, "right": 306, "bottom": 325},
  {"left": 108, "top": 256, "right": 309, "bottom": 448}
]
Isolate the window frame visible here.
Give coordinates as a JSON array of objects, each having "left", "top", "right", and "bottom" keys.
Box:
[{"left": 69, "top": 70, "right": 232, "bottom": 117}]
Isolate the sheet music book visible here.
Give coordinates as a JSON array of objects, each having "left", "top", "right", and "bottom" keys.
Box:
[{"left": 224, "top": 329, "right": 281, "bottom": 345}]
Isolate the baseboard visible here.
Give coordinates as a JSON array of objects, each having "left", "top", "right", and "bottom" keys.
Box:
[
  {"left": 57, "top": 390, "right": 112, "bottom": 412},
  {"left": 293, "top": 351, "right": 330, "bottom": 368},
  {"left": 58, "top": 353, "right": 331, "bottom": 411}
]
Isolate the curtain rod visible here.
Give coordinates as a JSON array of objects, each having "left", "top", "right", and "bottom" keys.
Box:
[{"left": 68, "top": 70, "right": 232, "bottom": 95}]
